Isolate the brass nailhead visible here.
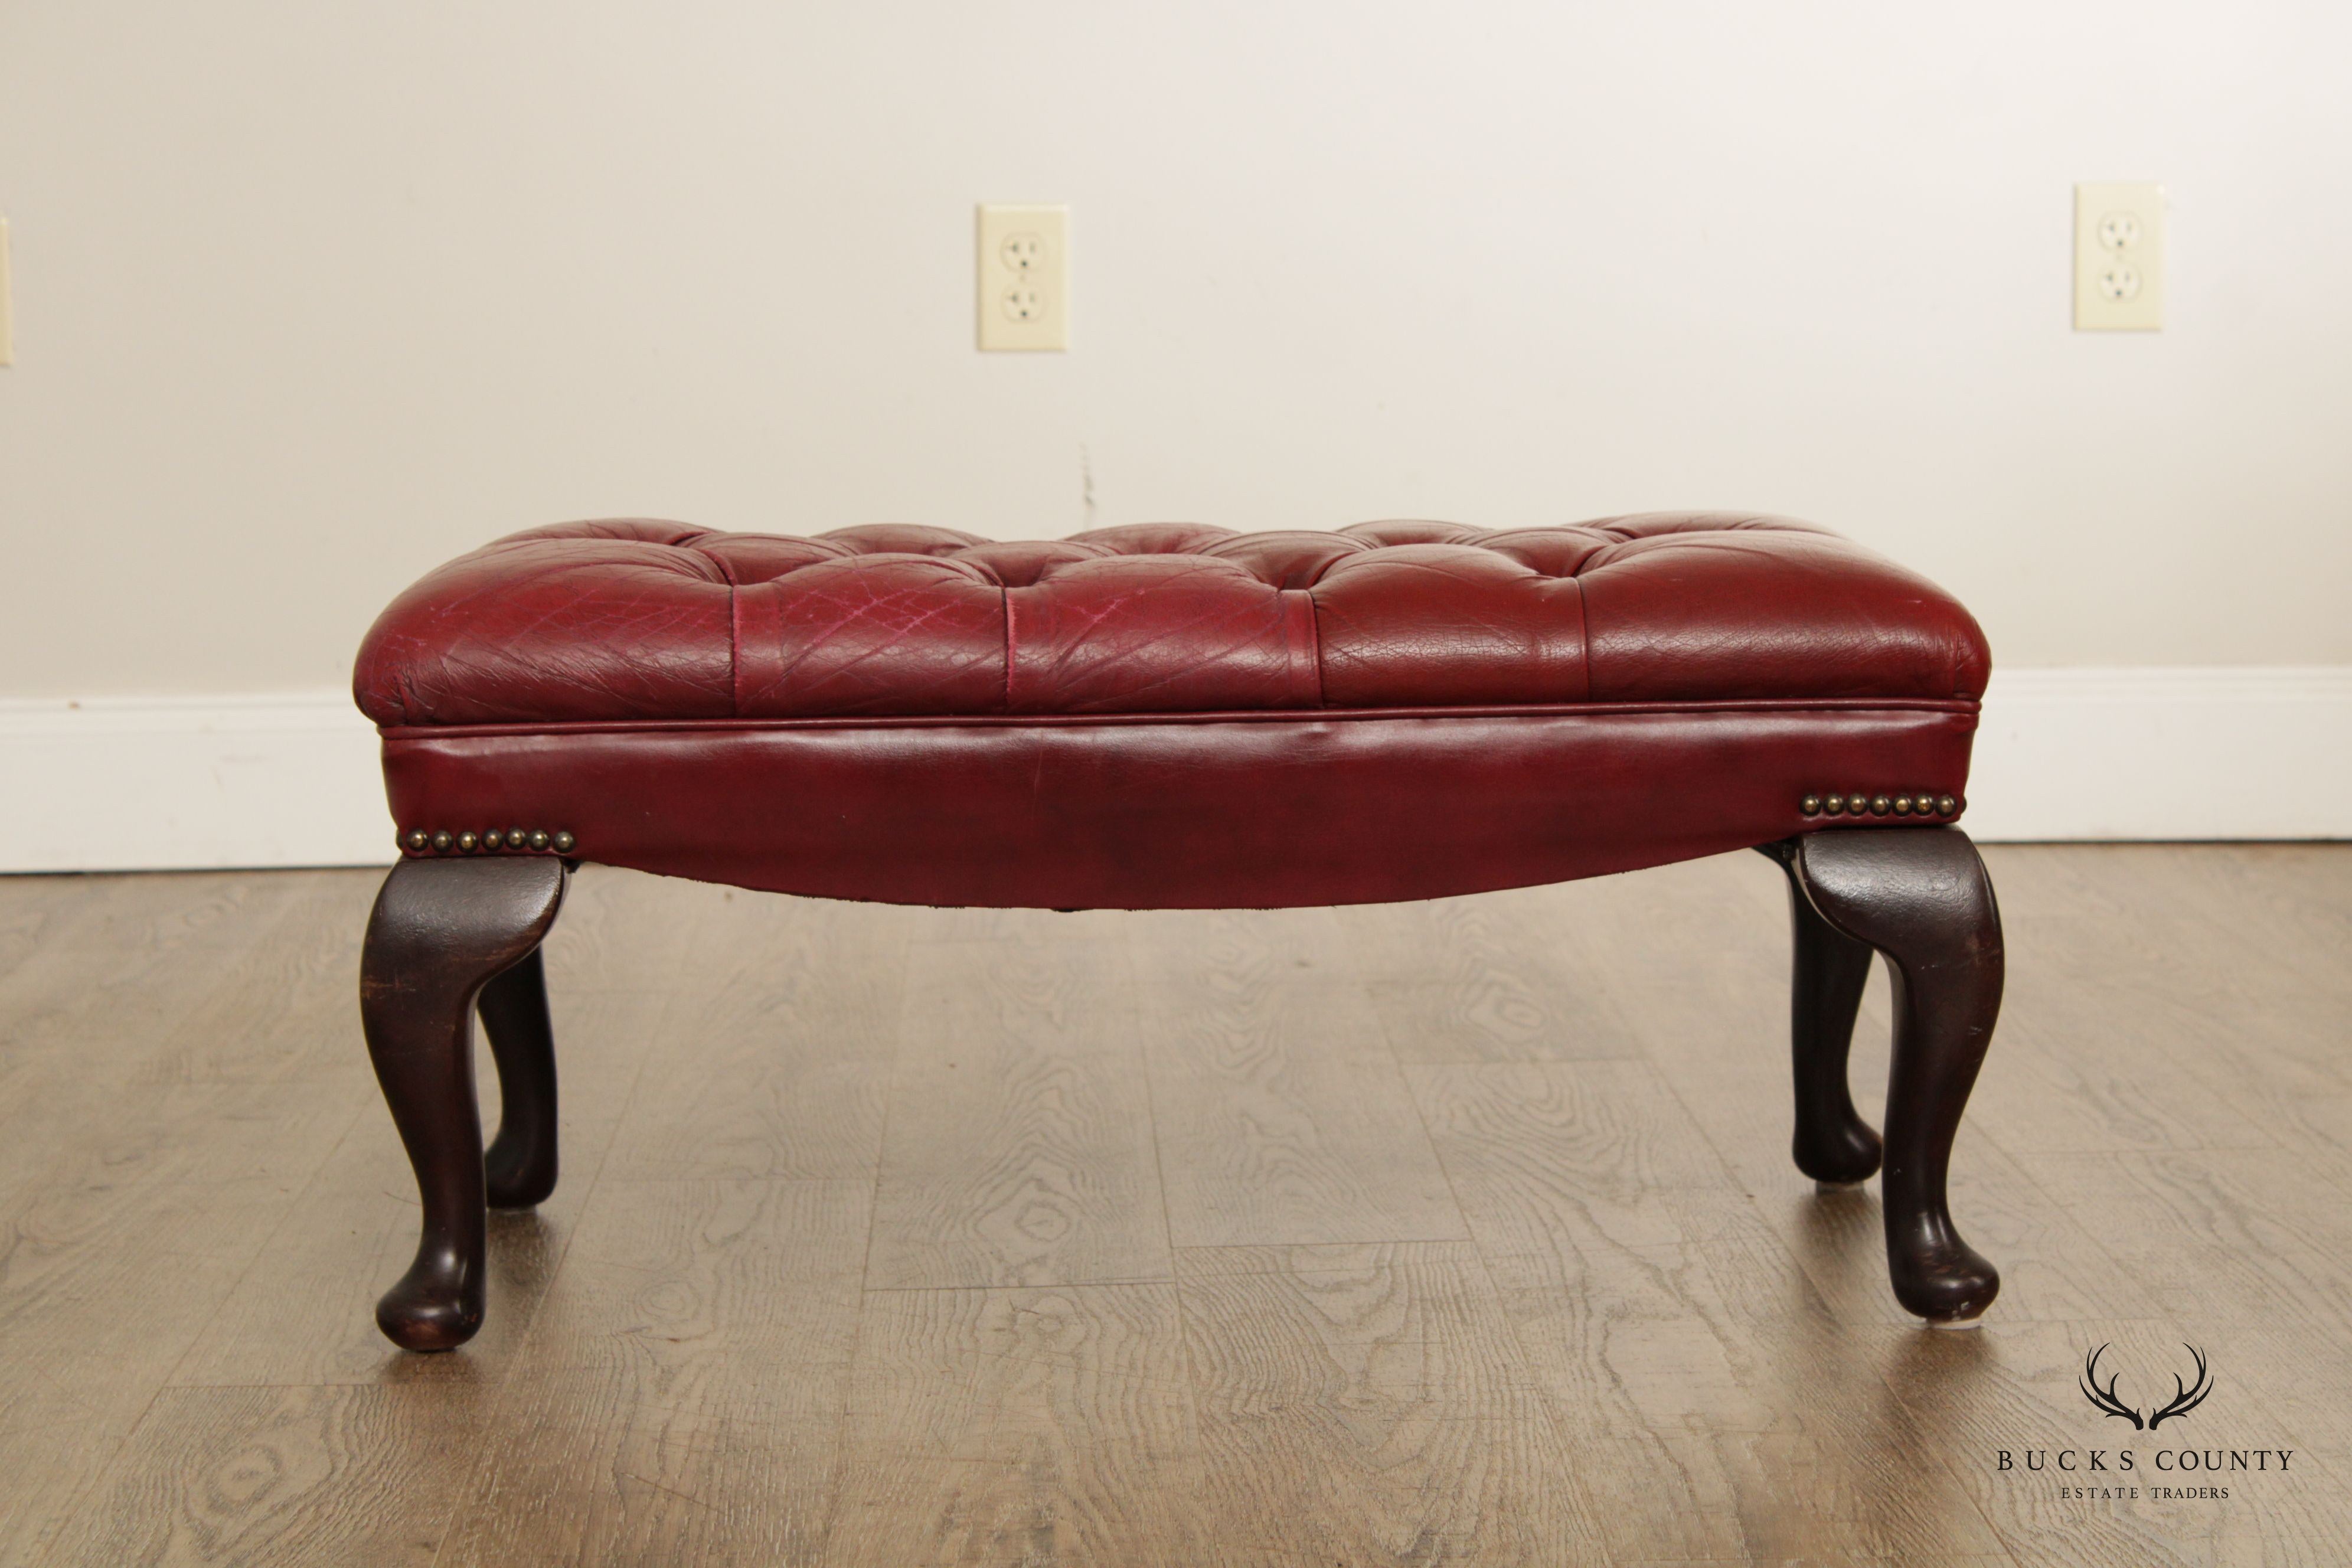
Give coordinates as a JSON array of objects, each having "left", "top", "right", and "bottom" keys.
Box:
[
  {"left": 430, "top": 829, "right": 454, "bottom": 852},
  {"left": 551, "top": 830, "right": 576, "bottom": 853},
  {"left": 509, "top": 827, "right": 529, "bottom": 851},
  {"left": 403, "top": 829, "right": 429, "bottom": 852},
  {"left": 1802, "top": 789, "right": 1958, "bottom": 821},
  {"left": 456, "top": 831, "right": 478, "bottom": 852},
  {"left": 482, "top": 829, "right": 502, "bottom": 850},
  {"left": 528, "top": 829, "right": 550, "bottom": 851}
]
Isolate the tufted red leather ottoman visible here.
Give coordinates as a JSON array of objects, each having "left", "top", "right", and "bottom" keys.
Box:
[{"left": 353, "top": 514, "right": 2006, "bottom": 1349}]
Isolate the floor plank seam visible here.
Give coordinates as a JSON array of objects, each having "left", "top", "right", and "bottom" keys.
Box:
[
  {"left": 153, "top": 1092, "right": 374, "bottom": 1393},
  {"left": 422, "top": 943, "right": 683, "bottom": 1568},
  {"left": 1128, "top": 943, "right": 1185, "bottom": 1292},
  {"left": 860, "top": 1275, "right": 1185, "bottom": 1295},
  {"left": 1372, "top": 954, "right": 1637, "bottom": 1566},
  {"left": 816, "top": 925, "right": 912, "bottom": 1562}
]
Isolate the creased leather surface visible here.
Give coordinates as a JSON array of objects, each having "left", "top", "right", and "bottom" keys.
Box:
[
  {"left": 380, "top": 705, "right": 1978, "bottom": 908},
  {"left": 355, "top": 513, "right": 1989, "bottom": 725}
]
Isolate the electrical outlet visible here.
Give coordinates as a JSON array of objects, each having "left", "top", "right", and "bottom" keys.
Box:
[
  {"left": 977, "top": 204, "right": 1067, "bottom": 351},
  {"left": 2075, "top": 182, "right": 2164, "bottom": 331}
]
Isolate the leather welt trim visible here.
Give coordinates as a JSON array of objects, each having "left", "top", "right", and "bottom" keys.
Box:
[{"left": 380, "top": 697, "right": 1979, "bottom": 741}]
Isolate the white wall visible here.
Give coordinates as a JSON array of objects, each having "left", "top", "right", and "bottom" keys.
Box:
[{"left": 2, "top": 2, "right": 2348, "bottom": 858}]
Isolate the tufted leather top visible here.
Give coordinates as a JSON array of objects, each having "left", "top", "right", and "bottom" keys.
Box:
[{"left": 355, "top": 514, "right": 1988, "bottom": 727}]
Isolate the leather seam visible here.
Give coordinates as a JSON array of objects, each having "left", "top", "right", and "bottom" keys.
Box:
[
  {"left": 1283, "top": 589, "right": 1322, "bottom": 708},
  {"left": 1568, "top": 578, "right": 1592, "bottom": 704},
  {"left": 1001, "top": 585, "right": 1015, "bottom": 713},
  {"left": 707, "top": 538, "right": 746, "bottom": 717},
  {"left": 1309, "top": 592, "right": 1324, "bottom": 707},
  {"left": 727, "top": 583, "right": 743, "bottom": 717},
  {"left": 380, "top": 697, "right": 1981, "bottom": 741}
]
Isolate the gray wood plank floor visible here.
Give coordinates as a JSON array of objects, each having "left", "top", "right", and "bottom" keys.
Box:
[{"left": 1, "top": 845, "right": 2346, "bottom": 1566}]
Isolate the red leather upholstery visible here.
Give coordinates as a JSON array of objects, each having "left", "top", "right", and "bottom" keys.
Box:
[
  {"left": 358, "top": 514, "right": 1990, "bottom": 907},
  {"left": 357, "top": 515, "right": 1988, "bottom": 725}
]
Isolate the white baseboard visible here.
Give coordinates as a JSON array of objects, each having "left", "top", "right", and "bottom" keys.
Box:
[
  {"left": 1, "top": 669, "right": 2346, "bottom": 873},
  {"left": 1966, "top": 667, "right": 2352, "bottom": 841},
  {"left": 0, "top": 694, "right": 393, "bottom": 874}
]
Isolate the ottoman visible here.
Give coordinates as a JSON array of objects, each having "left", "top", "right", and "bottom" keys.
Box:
[{"left": 353, "top": 513, "right": 2004, "bottom": 1350}]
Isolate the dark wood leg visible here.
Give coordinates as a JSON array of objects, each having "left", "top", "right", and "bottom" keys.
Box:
[
  {"left": 361, "top": 857, "right": 566, "bottom": 1351},
  {"left": 1789, "top": 827, "right": 2004, "bottom": 1325},
  {"left": 1762, "top": 842, "right": 1883, "bottom": 1185},
  {"left": 479, "top": 948, "right": 560, "bottom": 1209}
]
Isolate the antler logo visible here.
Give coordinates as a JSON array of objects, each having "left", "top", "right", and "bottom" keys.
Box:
[{"left": 2079, "top": 1343, "right": 2214, "bottom": 1430}]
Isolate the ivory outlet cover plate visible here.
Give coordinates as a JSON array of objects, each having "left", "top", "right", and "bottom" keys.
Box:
[
  {"left": 2075, "top": 182, "right": 2164, "bottom": 331},
  {"left": 977, "top": 204, "right": 1067, "bottom": 351}
]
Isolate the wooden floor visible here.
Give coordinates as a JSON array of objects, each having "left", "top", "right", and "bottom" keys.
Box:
[{"left": 1, "top": 845, "right": 2347, "bottom": 1566}]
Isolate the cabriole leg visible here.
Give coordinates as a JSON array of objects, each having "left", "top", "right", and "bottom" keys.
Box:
[
  {"left": 480, "top": 948, "right": 560, "bottom": 1208},
  {"left": 1788, "top": 828, "right": 2004, "bottom": 1326},
  {"left": 360, "top": 857, "right": 566, "bottom": 1351},
  {"left": 1764, "top": 841, "right": 1883, "bottom": 1185}
]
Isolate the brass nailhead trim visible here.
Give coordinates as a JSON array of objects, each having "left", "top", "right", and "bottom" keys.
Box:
[
  {"left": 1800, "top": 791, "right": 1963, "bottom": 821},
  {"left": 400, "top": 826, "right": 576, "bottom": 856}
]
